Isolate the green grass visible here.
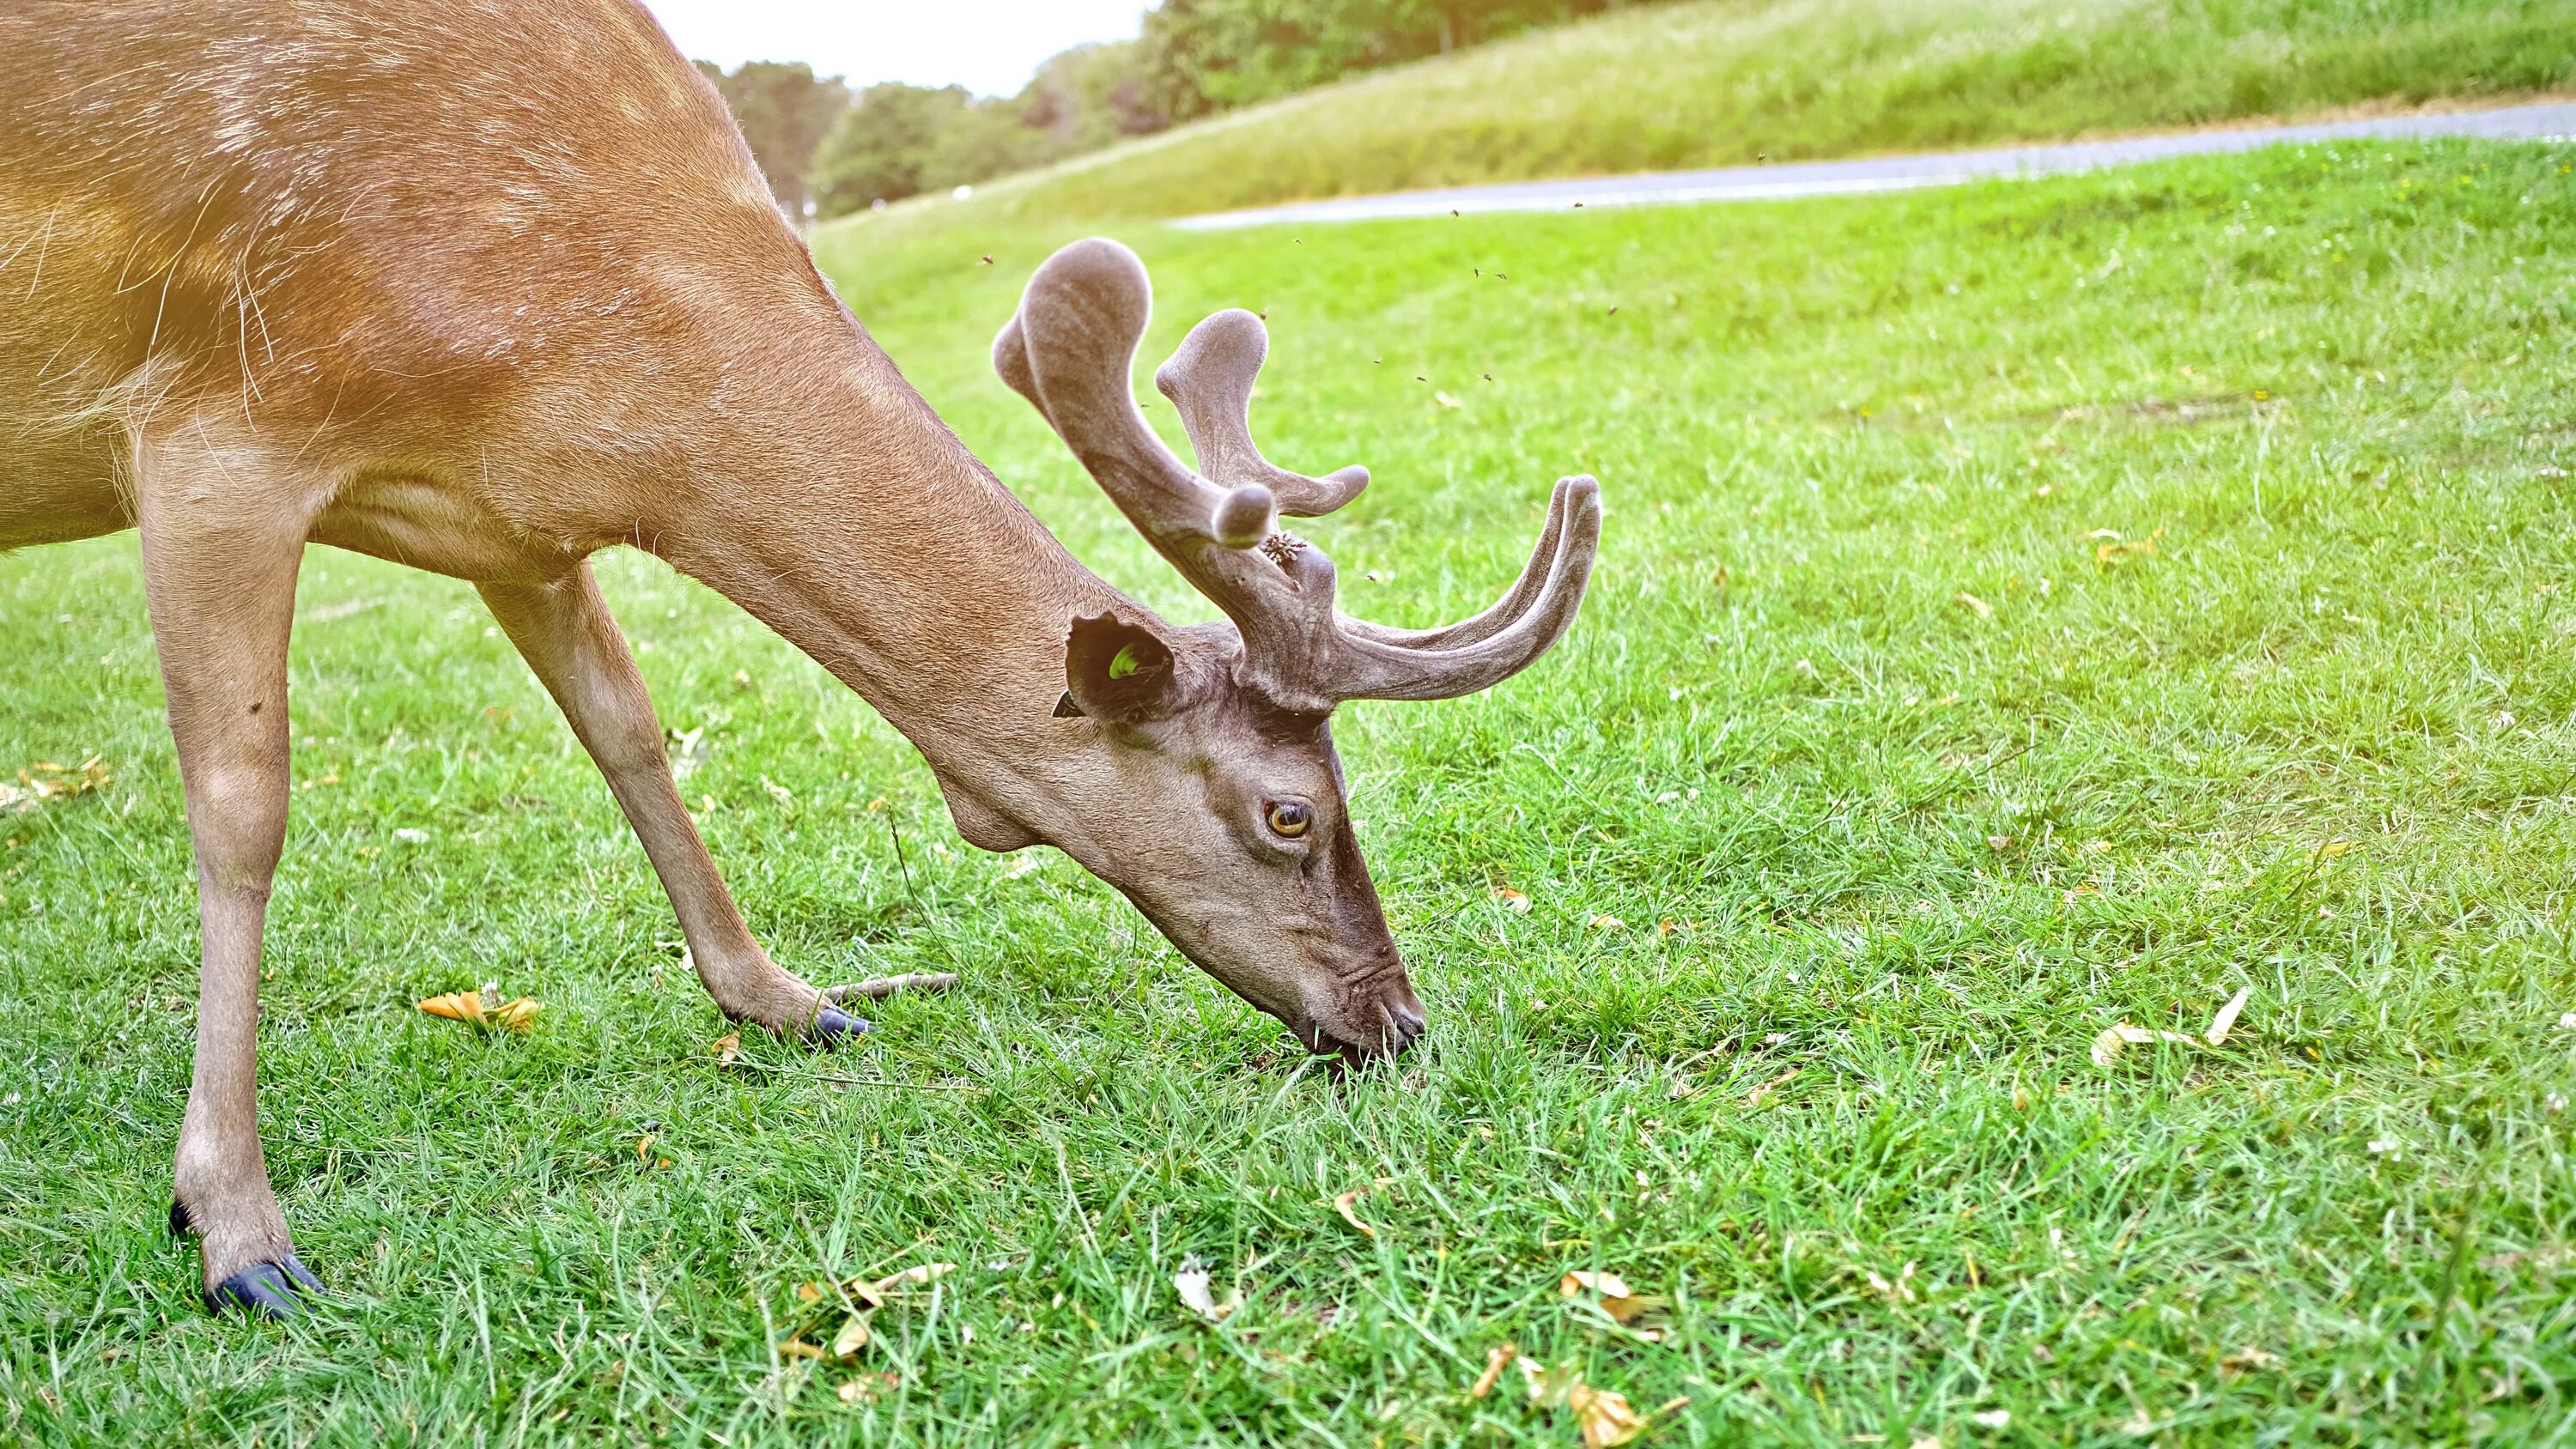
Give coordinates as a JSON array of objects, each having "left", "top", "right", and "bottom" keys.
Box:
[
  {"left": 8, "top": 139, "right": 2576, "bottom": 1443},
  {"left": 833, "top": 0, "right": 2576, "bottom": 239}
]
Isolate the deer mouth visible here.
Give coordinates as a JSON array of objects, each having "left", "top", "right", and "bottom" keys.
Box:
[{"left": 1294, "top": 978, "right": 1428, "bottom": 1064}]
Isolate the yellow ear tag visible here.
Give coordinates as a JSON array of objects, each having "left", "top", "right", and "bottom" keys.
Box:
[{"left": 1107, "top": 643, "right": 1143, "bottom": 680}]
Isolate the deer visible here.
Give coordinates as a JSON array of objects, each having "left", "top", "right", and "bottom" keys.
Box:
[{"left": 0, "top": 0, "right": 1601, "bottom": 1319}]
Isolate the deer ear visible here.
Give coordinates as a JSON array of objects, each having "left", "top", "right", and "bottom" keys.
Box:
[{"left": 1063, "top": 613, "right": 1182, "bottom": 723}]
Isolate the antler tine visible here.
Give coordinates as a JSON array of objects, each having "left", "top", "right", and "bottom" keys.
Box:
[
  {"left": 1156, "top": 310, "right": 1370, "bottom": 522},
  {"left": 996, "top": 239, "right": 1330, "bottom": 688},
  {"left": 993, "top": 239, "right": 1242, "bottom": 547},
  {"left": 1323, "top": 476, "right": 1604, "bottom": 701},
  {"left": 1337, "top": 476, "right": 1577, "bottom": 652}
]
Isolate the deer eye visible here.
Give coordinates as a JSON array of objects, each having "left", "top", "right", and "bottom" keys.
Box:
[{"left": 1264, "top": 800, "right": 1313, "bottom": 839}]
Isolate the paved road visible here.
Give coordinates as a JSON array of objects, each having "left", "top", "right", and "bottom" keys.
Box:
[{"left": 1170, "top": 100, "right": 2576, "bottom": 231}]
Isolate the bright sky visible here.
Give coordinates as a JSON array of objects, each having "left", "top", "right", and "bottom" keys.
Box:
[{"left": 640, "top": 1, "right": 1156, "bottom": 97}]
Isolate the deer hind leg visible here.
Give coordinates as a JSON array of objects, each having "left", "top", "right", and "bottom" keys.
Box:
[
  {"left": 478, "top": 566, "right": 876, "bottom": 1040},
  {"left": 136, "top": 427, "right": 328, "bottom": 1316}
]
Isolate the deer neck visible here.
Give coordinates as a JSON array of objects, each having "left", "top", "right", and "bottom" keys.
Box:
[{"left": 641, "top": 333, "right": 1125, "bottom": 848}]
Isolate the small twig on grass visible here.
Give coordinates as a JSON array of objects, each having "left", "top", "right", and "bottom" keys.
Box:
[
  {"left": 823, "top": 973, "right": 959, "bottom": 1003},
  {"left": 717, "top": 1058, "right": 984, "bottom": 1093}
]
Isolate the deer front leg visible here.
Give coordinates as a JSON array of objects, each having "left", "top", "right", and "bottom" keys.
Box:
[
  {"left": 137, "top": 435, "right": 326, "bottom": 1317},
  {"left": 478, "top": 567, "right": 869, "bottom": 1040}
]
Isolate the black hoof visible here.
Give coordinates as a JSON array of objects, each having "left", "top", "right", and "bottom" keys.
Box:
[
  {"left": 206, "top": 1257, "right": 325, "bottom": 1319},
  {"left": 168, "top": 1199, "right": 192, "bottom": 1240},
  {"left": 811, "top": 1005, "right": 872, "bottom": 1043}
]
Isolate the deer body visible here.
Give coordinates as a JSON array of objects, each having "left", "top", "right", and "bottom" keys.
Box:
[{"left": 2, "top": 0, "right": 1597, "bottom": 1316}]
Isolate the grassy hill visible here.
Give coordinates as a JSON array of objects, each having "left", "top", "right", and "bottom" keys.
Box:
[{"left": 820, "top": 0, "right": 2573, "bottom": 241}]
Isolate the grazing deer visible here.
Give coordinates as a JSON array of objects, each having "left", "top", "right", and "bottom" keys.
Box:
[{"left": 0, "top": 0, "right": 1601, "bottom": 1317}]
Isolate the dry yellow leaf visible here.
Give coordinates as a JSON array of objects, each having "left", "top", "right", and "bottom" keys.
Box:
[
  {"left": 2206, "top": 986, "right": 2251, "bottom": 1046},
  {"left": 418, "top": 991, "right": 488, "bottom": 1026},
  {"left": 713, "top": 1031, "right": 742, "bottom": 1066},
  {"left": 1334, "top": 1188, "right": 1378, "bottom": 1237},
  {"left": 1589, "top": 914, "right": 1626, "bottom": 933},
  {"left": 1492, "top": 887, "right": 1533, "bottom": 913},
  {"left": 2093, "top": 528, "right": 2165, "bottom": 566},
  {"left": 0, "top": 755, "right": 111, "bottom": 815},
  {"left": 1560, "top": 1269, "right": 1634, "bottom": 1300},
  {"left": 776, "top": 1337, "right": 828, "bottom": 1361},
  {"left": 486, "top": 997, "right": 541, "bottom": 1033},
  {"left": 635, "top": 1133, "right": 655, "bottom": 1162},
  {"left": 829, "top": 1312, "right": 871, "bottom": 1358},
  {"left": 795, "top": 1281, "right": 823, "bottom": 1305},
  {"left": 1745, "top": 1066, "right": 1797, "bottom": 1108},
  {"left": 1468, "top": 1343, "right": 1517, "bottom": 1400},
  {"left": 1570, "top": 1382, "right": 1646, "bottom": 1447},
  {"left": 1954, "top": 591, "right": 1993, "bottom": 619}
]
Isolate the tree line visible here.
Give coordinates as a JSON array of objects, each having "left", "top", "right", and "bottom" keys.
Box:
[{"left": 698, "top": 0, "right": 1661, "bottom": 221}]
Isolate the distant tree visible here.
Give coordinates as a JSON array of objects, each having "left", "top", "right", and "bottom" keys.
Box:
[
  {"left": 811, "top": 82, "right": 971, "bottom": 217},
  {"left": 695, "top": 59, "right": 849, "bottom": 219},
  {"left": 1020, "top": 41, "right": 1169, "bottom": 149}
]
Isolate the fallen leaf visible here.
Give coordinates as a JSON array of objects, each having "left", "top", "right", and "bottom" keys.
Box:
[
  {"left": 1745, "top": 1066, "right": 1798, "bottom": 1108},
  {"left": 1955, "top": 591, "right": 1993, "bottom": 619},
  {"left": 1334, "top": 1187, "right": 1378, "bottom": 1237},
  {"left": 713, "top": 1031, "right": 742, "bottom": 1066},
  {"left": 1561, "top": 1269, "right": 1634, "bottom": 1300},
  {"left": 1468, "top": 1343, "right": 1518, "bottom": 1400},
  {"left": 2315, "top": 839, "right": 2352, "bottom": 859},
  {"left": 795, "top": 1281, "right": 823, "bottom": 1305},
  {"left": 2093, "top": 528, "right": 2165, "bottom": 566},
  {"left": 2205, "top": 986, "right": 2251, "bottom": 1046},
  {"left": 2220, "top": 1346, "right": 2281, "bottom": 1373},
  {"left": 0, "top": 756, "right": 110, "bottom": 814},
  {"left": 1971, "top": 1409, "right": 2010, "bottom": 1429},
  {"left": 870, "top": 1263, "right": 955, "bottom": 1297},
  {"left": 2091, "top": 1022, "right": 2200, "bottom": 1067},
  {"left": 1492, "top": 887, "right": 1533, "bottom": 913},
  {"left": 418, "top": 991, "right": 489, "bottom": 1026},
  {"left": 776, "top": 1337, "right": 828, "bottom": 1361},
  {"left": 1589, "top": 913, "right": 1626, "bottom": 933},
  {"left": 635, "top": 1133, "right": 655, "bottom": 1162},
  {"left": 1656, "top": 919, "right": 1680, "bottom": 939},
  {"left": 835, "top": 1371, "right": 899, "bottom": 1403},
  {"left": 1570, "top": 1382, "right": 1646, "bottom": 1447},
  {"left": 1173, "top": 1262, "right": 1236, "bottom": 1323},
  {"left": 1522, "top": 1357, "right": 1582, "bottom": 1409},
  {"left": 829, "top": 1312, "right": 871, "bottom": 1358},
  {"left": 486, "top": 997, "right": 542, "bottom": 1033}
]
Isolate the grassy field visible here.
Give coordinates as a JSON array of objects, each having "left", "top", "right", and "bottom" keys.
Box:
[
  {"left": 841, "top": 0, "right": 2576, "bottom": 236},
  {"left": 7, "top": 137, "right": 2576, "bottom": 1444}
]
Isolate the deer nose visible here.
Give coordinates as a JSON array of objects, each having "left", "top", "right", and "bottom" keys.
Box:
[{"left": 1378, "top": 979, "right": 1428, "bottom": 1052}]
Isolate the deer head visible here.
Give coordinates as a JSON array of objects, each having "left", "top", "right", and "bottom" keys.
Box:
[{"left": 989, "top": 239, "right": 1601, "bottom": 1061}]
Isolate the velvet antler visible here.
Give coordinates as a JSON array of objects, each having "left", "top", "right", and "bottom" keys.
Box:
[{"left": 994, "top": 238, "right": 1601, "bottom": 714}]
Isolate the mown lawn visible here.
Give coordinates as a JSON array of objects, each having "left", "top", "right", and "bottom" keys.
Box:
[
  {"left": 4, "top": 140, "right": 2575, "bottom": 1445},
  {"left": 848, "top": 0, "right": 2575, "bottom": 236}
]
